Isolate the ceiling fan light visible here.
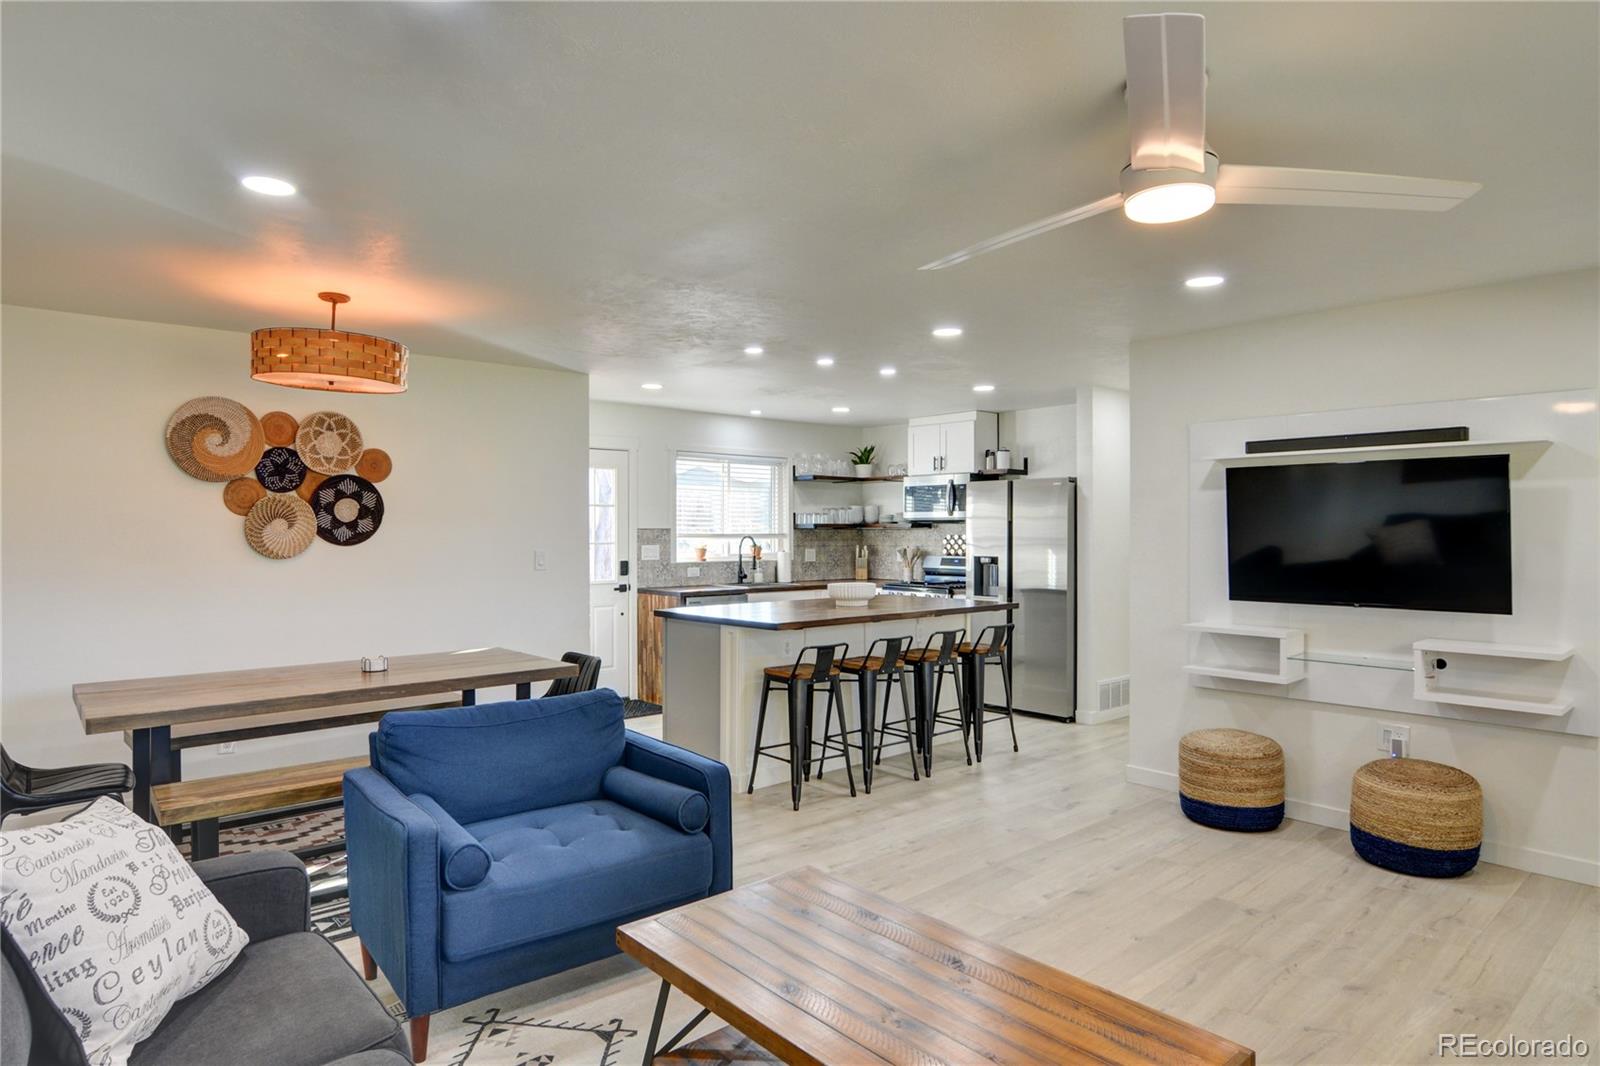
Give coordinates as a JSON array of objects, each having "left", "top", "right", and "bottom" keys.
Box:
[{"left": 1122, "top": 182, "right": 1216, "bottom": 224}]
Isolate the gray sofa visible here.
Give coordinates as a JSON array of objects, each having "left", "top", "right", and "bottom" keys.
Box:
[{"left": 2, "top": 851, "right": 411, "bottom": 1066}]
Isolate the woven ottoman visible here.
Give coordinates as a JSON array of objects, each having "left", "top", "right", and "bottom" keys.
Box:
[
  {"left": 1178, "top": 728, "right": 1285, "bottom": 832},
  {"left": 1350, "top": 758, "right": 1482, "bottom": 877}
]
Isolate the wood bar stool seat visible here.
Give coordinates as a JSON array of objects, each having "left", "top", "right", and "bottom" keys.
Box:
[
  {"left": 959, "top": 622, "right": 1017, "bottom": 762},
  {"left": 747, "top": 642, "right": 854, "bottom": 810},
  {"left": 762, "top": 662, "right": 841, "bottom": 681}
]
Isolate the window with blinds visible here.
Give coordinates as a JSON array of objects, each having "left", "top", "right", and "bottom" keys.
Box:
[{"left": 674, "top": 452, "right": 788, "bottom": 562}]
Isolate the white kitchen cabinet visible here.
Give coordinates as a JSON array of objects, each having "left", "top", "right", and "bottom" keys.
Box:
[
  {"left": 907, "top": 423, "right": 945, "bottom": 475},
  {"left": 906, "top": 412, "right": 997, "bottom": 475}
]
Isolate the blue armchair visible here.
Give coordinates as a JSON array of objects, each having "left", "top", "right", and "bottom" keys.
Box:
[{"left": 343, "top": 689, "right": 732, "bottom": 1062}]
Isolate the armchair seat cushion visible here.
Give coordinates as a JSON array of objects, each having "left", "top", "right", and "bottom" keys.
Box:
[
  {"left": 442, "top": 800, "right": 713, "bottom": 962},
  {"left": 128, "top": 932, "right": 407, "bottom": 1066}
]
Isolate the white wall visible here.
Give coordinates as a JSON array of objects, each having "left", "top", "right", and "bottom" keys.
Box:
[
  {"left": 0, "top": 305, "right": 589, "bottom": 781},
  {"left": 1071, "top": 390, "right": 1132, "bottom": 722},
  {"left": 589, "top": 401, "right": 864, "bottom": 530},
  {"left": 999, "top": 404, "right": 1077, "bottom": 477},
  {"left": 1128, "top": 269, "right": 1600, "bottom": 884}
]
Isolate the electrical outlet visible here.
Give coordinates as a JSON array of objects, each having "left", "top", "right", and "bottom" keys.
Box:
[
  {"left": 535, "top": 549, "right": 548, "bottom": 571},
  {"left": 804, "top": 548, "right": 817, "bottom": 563},
  {"left": 687, "top": 566, "right": 701, "bottom": 577},
  {"left": 640, "top": 544, "right": 661, "bottom": 561},
  {"left": 1380, "top": 725, "right": 1409, "bottom": 758},
  {"left": 218, "top": 742, "right": 236, "bottom": 755}
]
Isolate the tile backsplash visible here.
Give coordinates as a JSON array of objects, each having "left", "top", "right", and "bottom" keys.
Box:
[{"left": 634, "top": 525, "right": 952, "bottom": 587}]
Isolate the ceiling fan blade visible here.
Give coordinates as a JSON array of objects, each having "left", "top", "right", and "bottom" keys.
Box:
[
  {"left": 1122, "top": 13, "right": 1208, "bottom": 173},
  {"left": 1215, "top": 164, "right": 1482, "bottom": 211},
  {"left": 917, "top": 193, "right": 1124, "bottom": 270}
]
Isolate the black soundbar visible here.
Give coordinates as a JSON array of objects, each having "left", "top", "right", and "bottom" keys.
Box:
[{"left": 1244, "top": 426, "right": 1469, "bottom": 454}]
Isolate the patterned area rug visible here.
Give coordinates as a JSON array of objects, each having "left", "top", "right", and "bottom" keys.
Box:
[
  {"left": 217, "top": 806, "right": 354, "bottom": 941},
  {"left": 622, "top": 698, "right": 661, "bottom": 719}
]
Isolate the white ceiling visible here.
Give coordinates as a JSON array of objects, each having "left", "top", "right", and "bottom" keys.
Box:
[{"left": 3, "top": 3, "right": 1596, "bottom": 424}]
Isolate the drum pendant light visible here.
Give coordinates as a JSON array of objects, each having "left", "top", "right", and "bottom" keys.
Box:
[{"left": 251, "top": 292, "right": 408, "bottom": 394}]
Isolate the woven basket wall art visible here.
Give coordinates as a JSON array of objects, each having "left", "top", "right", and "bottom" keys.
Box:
[
  {"left": 255, "top": 446, "right": 309, "bottom": 493},
  {"left": 223, "top": 478, "right": 267, "bottom": 516},
  {"left": 165, "top": 397, "right": 265, "bottom": 481},
  {"left": 355, "top": 447, "right": 393, "bottom": 483},
  {"left": 311, "top": 474, "right": 384, "bottom": 546},
  {"left": 295, "top": 411, "right": 364, "bottom": 475},
  {"left": 260, "top": 411, "right": 299, "bottom": 447},
  {"left": 244, "top": 492, "right": 318, "bottom": 559},
  {"left": 296, "top": 470, "right": 329, "bottom": 503}
]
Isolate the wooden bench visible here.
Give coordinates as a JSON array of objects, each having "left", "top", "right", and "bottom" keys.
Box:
[
  {"left": 122, "top": 696, "right": 463, "bottom": 753},
  {"left": 150, "top": 756, "right": 368, "bottom": 860}
]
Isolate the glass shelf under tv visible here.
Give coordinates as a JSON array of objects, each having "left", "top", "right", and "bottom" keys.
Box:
[{"left": 1288, "top": 651, "right": 1414, "bottom": 672}]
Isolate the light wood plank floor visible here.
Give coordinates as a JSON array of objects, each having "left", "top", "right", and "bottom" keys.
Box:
[
  {"left": 354, "top": 715, "right": 1600, "bottom": 1064},
  {"left": 680, "top": 713, "right": 1598, "bottom": 1063}
]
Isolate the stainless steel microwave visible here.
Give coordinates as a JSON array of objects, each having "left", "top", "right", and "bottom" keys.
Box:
[{"left": 904, "top": 473, "right": 968, "bottom": 521}]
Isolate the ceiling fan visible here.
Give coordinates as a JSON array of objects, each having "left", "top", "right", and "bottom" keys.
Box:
[{"left": 919, "top": 12, "right": 1482, "bottom": 271}]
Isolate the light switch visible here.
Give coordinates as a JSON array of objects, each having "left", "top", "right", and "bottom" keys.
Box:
[
  {"left": 535, "top": 549, "right": 548, "bottom": 570},
  {"left": 641, "top": 544, "right": 661, "bottom": 561}
]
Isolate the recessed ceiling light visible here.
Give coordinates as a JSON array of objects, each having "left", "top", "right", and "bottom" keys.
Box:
[
  {"left": 879, "top": 366, "right": 897, "bottom": 377},
  {"left": 831, "top": 406, "right": 850, "bottom": 414},
  {"left": 744, "top": 345, "right": 764, "bottom": 356},
  {"left": 1185, "top": 274, "right": 1226, "bottom": 289},
  {"left": 749, "top": 408, "right": 763, "bottom": 416},
  {"left": 816, "top": 355, "right": 835, "bottom": 367},
  {"left": 641, "top": 382, "right": 663, "bottom": 390},
  {"left": 972, "top": 384, "right": 996, "bottom": 393},
  {"left": 241, "top": 175, "right": 296, "bottom": 197},
  {"left": 931, "top": 326, "right": 963, "bottom": 338}
]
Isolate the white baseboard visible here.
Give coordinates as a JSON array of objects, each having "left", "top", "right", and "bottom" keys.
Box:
[
  {"left": 1124, "top": 763, "right": 1599, "bottom": 887},
  {"left": 1077, "top": 705, "right": 1131, "bottom": 725}
]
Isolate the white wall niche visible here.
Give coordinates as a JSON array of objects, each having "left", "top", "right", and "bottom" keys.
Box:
[{"left": 1187, "top": 387, "right": 1597, "bottom": 738}]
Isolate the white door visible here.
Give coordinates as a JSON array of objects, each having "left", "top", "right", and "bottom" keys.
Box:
[
  {"left": 588, "top": 449, "right": 633, "bottom": 696},
  {"left": 908, "top": 423, "right": 944, "bottom": 474},
  {"left": 942, "top": 419, "right": 977, "bottom": 474}
]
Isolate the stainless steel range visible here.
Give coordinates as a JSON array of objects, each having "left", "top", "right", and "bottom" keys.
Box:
[{"left": 880, "top": 555, "right": 967, "bottom": 597}]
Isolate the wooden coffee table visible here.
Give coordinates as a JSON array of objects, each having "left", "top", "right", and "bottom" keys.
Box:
[{"left": 618, "top": 865, "right": 1254, "bottom": 1065}]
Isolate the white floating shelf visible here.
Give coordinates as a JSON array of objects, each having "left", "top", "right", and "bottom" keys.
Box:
[
  {"left": 1182, "top": 664, "right": 1301, "bottom": 685},
  {"left": 1412, "top": 639, "right": 1575, "bottom": 717},
  {"left": 1203, "top": 438, "right": 1550, "bottom": 469},
  {"left": 1184, "top": 623, "right": 1305, "bottom": 685}
]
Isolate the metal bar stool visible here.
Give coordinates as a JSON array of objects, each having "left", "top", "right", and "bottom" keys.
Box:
[
  {"left": 746, "top": 642, "right": 854, "bottom": 810},
  {"left": 821, "top": 635, "right": 919, "bottom": 793},
  {"left": 959, "top": 622, "right": 1017, "bottom": 762},
  {"left": 883, "top": 629, "right": 971, "bottom": 777}
]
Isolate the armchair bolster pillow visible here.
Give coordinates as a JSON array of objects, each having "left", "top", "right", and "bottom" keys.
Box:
[
  {"left": 602, "top": 766, "right": 710, "bottom": 833},
  {"left": 409, "top": 793, "right": 492, "bottom": 889}
]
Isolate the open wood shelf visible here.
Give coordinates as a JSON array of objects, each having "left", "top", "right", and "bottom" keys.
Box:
[{"left": 792, "top": 473, "right": 905, "bottom": 483}]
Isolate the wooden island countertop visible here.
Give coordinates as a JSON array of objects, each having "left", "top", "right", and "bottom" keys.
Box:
[{"left": 656, "top": 594, "right": 1015, "bottom": 631}]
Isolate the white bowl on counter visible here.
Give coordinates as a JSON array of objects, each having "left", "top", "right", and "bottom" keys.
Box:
[{"left": 826, "top": 581, "right": 878, "bottom": 607}]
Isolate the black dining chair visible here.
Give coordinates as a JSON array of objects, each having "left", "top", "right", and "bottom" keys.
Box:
[
  {"left": 1, "top": 744, "right": 136, "bottom": 822},
  {"left": 544, "top": 651, "right": 602, "bottom": 697}
]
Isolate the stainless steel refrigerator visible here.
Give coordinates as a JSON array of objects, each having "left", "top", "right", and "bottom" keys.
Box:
[{"left": 966, "top": 478, "right": 1077, "bottom": 720}]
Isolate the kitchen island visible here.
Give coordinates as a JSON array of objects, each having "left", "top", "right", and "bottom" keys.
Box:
[{"left": 656, "top": 595, "right": 1016, "bottom": 791}]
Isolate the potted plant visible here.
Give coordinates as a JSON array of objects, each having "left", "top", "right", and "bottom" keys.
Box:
[
  {"left": 850, "top": 444, "right": 877, "bottom": 478},
  {"left": 693, "top": 545, "right": 708, "bottom": 561}
]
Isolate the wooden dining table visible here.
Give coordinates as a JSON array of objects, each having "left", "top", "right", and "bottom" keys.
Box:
[{"left": 73, "top": 647, "right": 577, "bottom": 822}]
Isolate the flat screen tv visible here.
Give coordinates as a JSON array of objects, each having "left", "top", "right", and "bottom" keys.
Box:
[{"left": 1226, "top": 454, "right": 1511, "bottom": 614}]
